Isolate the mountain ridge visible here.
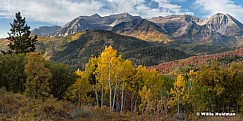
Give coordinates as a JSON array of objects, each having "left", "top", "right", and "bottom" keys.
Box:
[
  {"left": 32, "top": 13, "right": 243, "bottom": 46},
  {"left": 111, "top": 18, "right": 172, "bottom": 43},
  {"left": 149, "top": 13, "right": 243, "bottom": 46}
]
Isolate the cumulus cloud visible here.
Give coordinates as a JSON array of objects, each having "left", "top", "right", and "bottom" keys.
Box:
[
  {"left": 195, "top": 0, "right": 243, "bottom": 21},
  {"left": 0, "top": 0, "right": 193, "bottom": 24}
]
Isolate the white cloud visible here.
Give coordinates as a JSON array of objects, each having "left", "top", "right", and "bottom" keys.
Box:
[
  {"left": 0, "top": 0, "right": 103, "bottom": 24},
  {"left": 195, "top": 0, "right": 243, "bottom": 21},
  {"left": 0, "top": 0, "right": 193, "bottom": 24}
]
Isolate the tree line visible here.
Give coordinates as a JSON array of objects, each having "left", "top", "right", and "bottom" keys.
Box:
[{"left": 2, "top": 46, "right": 243, "bottom": 116}]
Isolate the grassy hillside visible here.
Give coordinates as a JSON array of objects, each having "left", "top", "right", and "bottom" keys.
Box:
[
  {"left": 0, "top": 89, "right": 166, "bottom": 121},
  {"left": 36, "top": 32, "right": 85, "bottom": 59}
]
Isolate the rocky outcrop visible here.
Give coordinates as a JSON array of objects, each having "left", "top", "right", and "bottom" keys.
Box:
[
  {"left": 51, "top": 13, "right": 141, "bottom": 37},
  {"left": 52, "top": 17, "right": 94, "bottom": 37},
  {"left": 149, "top": 13, "right": 243, "bottom": 46},
  {"left": 112, "top": 18, "right": 172, "bottom": 43},
  {"left": 31, "top": 26, "right": 61, "bottom": 36}
]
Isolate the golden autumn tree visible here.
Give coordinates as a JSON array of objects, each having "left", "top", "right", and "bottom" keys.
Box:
[
  {"left": 95, "top": 46, "right": 138, "bottom": 111},
  {"left": 147, "top": 69, "right": 164, "bottom": 114},
  {"left": 139, "top": 85, "right": 152, "bottom": 113},
  {"left": 168, "top": 74, "right": 185, "bottom": 116},
  {"left": 24, "top": 52, "right": 51, "bottom": 101},
  {"left": 120, "top": 59, "right": 134, "bottom": 112},
  {"left": 65, "top": 69, "right": 92, "bottom": 106},
  {"left": 138, "top": 68, "right": 163, "bottom": 114},
  {"left": 111, "top": 55, "right": 122, "bottom": 111},
  {"left": 84, "top": 57, "right": 99, "bottom": 106},
  {"left": 138, "top": 67, "right": 152, "bottom": 113},
  {"left": 96, "top": 46, "right": 119, "bottom": 110},
  {"left": 133, "top": 65, "right": 148, "bottom": 112}
]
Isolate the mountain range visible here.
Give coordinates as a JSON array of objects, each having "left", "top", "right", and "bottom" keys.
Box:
[{"left": 32, "top": 13, "right": 243, "bottom": 46}]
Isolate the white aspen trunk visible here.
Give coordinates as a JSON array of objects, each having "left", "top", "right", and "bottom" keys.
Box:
[
  {"left": 101, "top": 75, "right": 104, "bottom": 107},
  {"left": 95, "top": 80, "right": 99, "bottom": 106},
  {"left": 112, "top": 76, "right": 118, "bottom": 111},
  {"left": 124, "top": 91, "right": 126, "bottom": 112},
  {"left": 116, "top": 91, "right": 119, "bottom": 112},
  {"left": 134, "top": 95, "right": 139, "bottom": 112},
  {"left": 108, "top": 65, "right": 112, "bottom": 111},
  {"left": 177, "top": 88, "right": 180, "bottom": 118},
  {"left": 120, "top": 85, "right": 125, "bottom": 112}
]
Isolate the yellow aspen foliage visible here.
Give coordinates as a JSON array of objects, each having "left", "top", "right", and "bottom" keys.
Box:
[
  {"left": 139, "top": 85, "right": 152, "bottom": 112},
  {"left": 168, "top": 74, "right": 185, "bottom": 108},
  {"left": 134, "top": 65, "right": 148, "bottom": 86},
  {"left": 120, "top": 59, "right": 134, "bottom": 111},
  {"left": 139, "top": 86, "right": 152, "bottom": 103},
  {"left": 66, "top": 69, "right": 92, "bottom": 106},
  {"left": 75, "top": 68, "right": 82, "bottom": 77},
  {"left": 85, "top": 57, "right": 97, "bottom": 75},
  {"left": 123, "top": 60, "right": 134, "bottom": 76},
  {"left": 189, "top": 69, "right": 194, "bottom": 75},
  {"left": 95, "top": 46, "right": 119, "bottom": 110},
  {"left": 174, "top": 74, "right": 185, "bottom": 89},
  {"left": 147, "top": 68, "right": 163, "bottom": 100}
]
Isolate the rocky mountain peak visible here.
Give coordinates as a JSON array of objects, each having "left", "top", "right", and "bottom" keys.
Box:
[
  {"left": 63, "top": 17, "right": 89, "bottom": 28},
  {"left": 183, "top": 15, "right": 200, "bottom": 23},
  {"left": 198, "top": 13, "right": 234, "bottom": 25},
  {"left": 198, "top": 13, "right": 243, "bottom": 27},
  {"left": 53, "top": 17, "right": 93, "bottom": 37},
  {"left": 90, "top": 13, "right": 101, "bottom": 18},
  {"left": 198, "top": 13, "right": 243, "bottom": 35},
  {"left": 31, "top": 26, "right": 61, "bottom": 36},
  {"left": 149, "top": 14, "right": 200, "bottom": 24},
  {"left": 114, "top": 13, "right": 132, "bottom": 18}
]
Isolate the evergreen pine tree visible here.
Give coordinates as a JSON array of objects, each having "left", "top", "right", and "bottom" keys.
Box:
[{"left": 1, "top": 12, "right": 37, "bottom": 54}]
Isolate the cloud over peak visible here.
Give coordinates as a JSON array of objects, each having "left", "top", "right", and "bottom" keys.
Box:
[
  {"left": 0, "top": 0, "right": 193, "bottom": 24},
  {"left": 195, "top": 0, "right": 243, "bottom": 21}
]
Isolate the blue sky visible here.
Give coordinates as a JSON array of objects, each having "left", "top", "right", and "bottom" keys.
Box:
[{"left": 1, "top": 0, "right": 243, "bottom": 38}]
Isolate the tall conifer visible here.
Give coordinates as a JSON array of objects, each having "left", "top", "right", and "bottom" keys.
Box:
[{"left": 2, "top": 12, "right": 37, "bottom": 54}]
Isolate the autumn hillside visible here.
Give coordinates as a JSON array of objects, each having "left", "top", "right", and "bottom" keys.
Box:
[
  {"left": 152, "top": 48, "right": 243, "bottom": 73},
  {"left": 50, "top": 30, "right": 192, "bottom": 69}
]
